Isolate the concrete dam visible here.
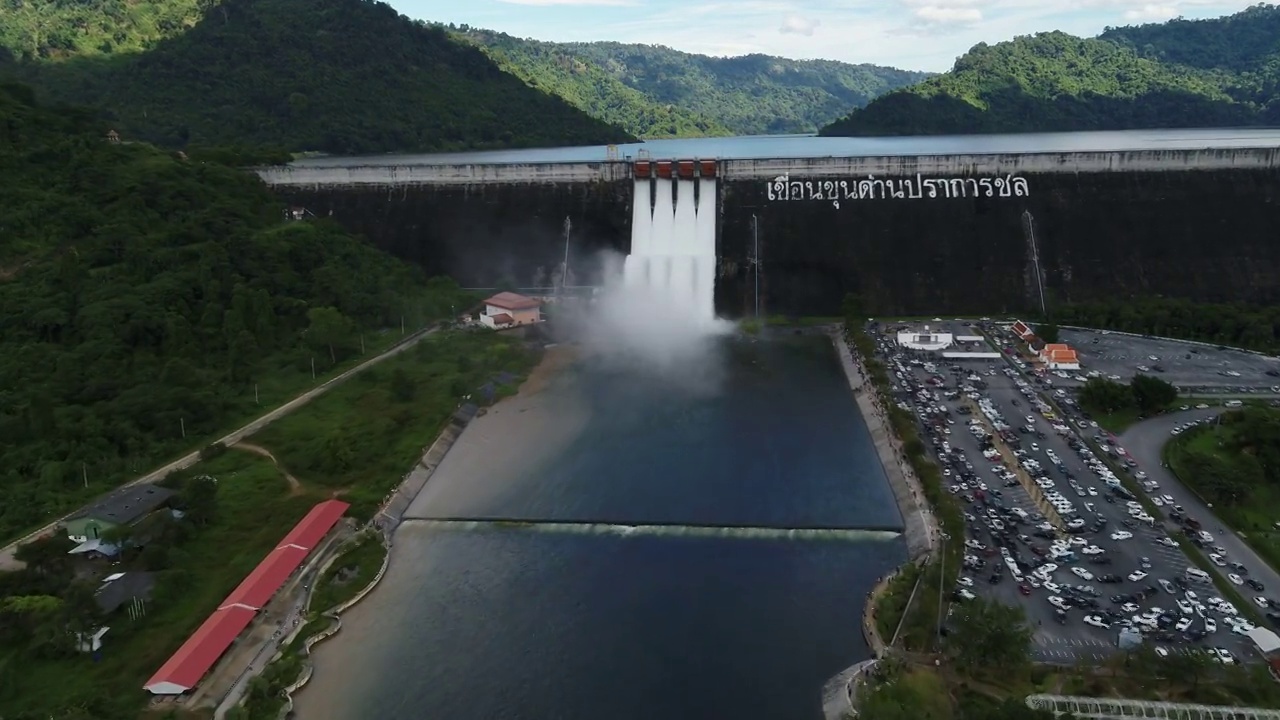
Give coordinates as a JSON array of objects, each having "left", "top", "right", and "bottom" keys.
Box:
[{"left": 257, "top": 136, "right": 1280, "bottom": 317}]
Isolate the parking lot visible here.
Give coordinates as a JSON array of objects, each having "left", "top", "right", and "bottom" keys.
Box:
[
  {"left": 872, "top": 323, "right": 1266, "bottom": 666},
  {"left": 1061, "top": 328, "right": 1280, "bottom": 392}
]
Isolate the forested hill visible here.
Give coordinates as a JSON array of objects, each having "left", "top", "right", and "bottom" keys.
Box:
[
  {"left": 0, "top": 0, "right": 632, "bottom": 154},
  {"left": 821, "top": 5, "right": 1280, "bottom": 137},
  {"left": 0, "top": 82, "right": 471, "bottom": 541},
  {"left": 451, "top": 27, "right": 931, "bottom": 138}
]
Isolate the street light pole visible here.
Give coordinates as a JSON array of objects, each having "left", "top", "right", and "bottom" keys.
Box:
[
  {"left": 936, "top": 532, "right": 950, "bottom": 647},
  {"left": 752, "top": 214, "right": 760, "bottom": 319}
]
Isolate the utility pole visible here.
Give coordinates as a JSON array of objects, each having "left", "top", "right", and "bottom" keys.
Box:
[
  {"left": 560, "top": 216, "right": 572, "bottom": 300},
  {"left": 936, "top": 532, "right": 950, "bottom": 647},
  {"left": 752, "top": 214, "right": 760, "bottom": 319},
  {"left": 311, "top": 357, "right": 316, "bottom": 380},
  {"left": 360, "top": 334, "right": 365, "bottom": 354},
  {"left": 82, "top": 462, "right": 88, "bottom": 489},
  {"left": 180, "top": 417, "right": 186, "bottom": 439},
  {"left": 255, "top": 383, "right": 260, "bottom": 405},
  {"left": 401, "top": 315, "right": 405, "bottom": 336}
]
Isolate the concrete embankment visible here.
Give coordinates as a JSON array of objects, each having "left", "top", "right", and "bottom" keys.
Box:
[{"left": 831, "top": 331, "right": 935, "bottom": 558}]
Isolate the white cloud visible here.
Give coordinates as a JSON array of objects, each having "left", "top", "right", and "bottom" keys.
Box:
[
  {"left": 779, "top": 14, "right": 821, "bottom": 35},
  {"left": 495, "top": 0, "right": 638, "bottom": 5},
  {"left": 914, "top": 5, "right": 984, "bottom": 23},
  {"left": 1122, "top": 3, "right": 1182, "bottom": 20}
]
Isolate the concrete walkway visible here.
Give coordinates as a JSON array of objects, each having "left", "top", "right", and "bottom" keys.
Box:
[{"left": 832, "top": 331, "right": 938, "bottom": 559}]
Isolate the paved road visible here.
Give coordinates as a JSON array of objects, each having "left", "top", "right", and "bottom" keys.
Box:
[
  {"left": 1120, "top": 409, "right": 1280, "bottom": 603},
  {"left": 214, "top": 584, "right": 313, "bottom": 719},
  {"left": 0, "top": 327, "right": 436, "bottom": 569}
]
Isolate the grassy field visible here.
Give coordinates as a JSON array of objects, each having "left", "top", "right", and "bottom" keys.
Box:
[
  {"left": 0, "top": 451, "right": 321, "bottom": 719},
  {"left": 308, "top": 533, "right": 387, "bottom": 614},
  {"left": 1167, "top": 427, "right": 1280, "bottom": 573},
  {"left": 250, "top": 329, "right": 538, "bottom": 520}
]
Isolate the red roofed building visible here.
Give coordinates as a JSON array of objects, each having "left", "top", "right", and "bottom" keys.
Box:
[
  {"left": 1038, "top": 343, "right": 1081, "bottom": 370},
  {"left": 277, "top": 499, "right": 351, "bottom": 551},
  {"left": 1011, "top": 319, "right": 1035, "bottom": 340},
  {"left": 143, "top": 606, "right": 257, "bottom": 695},
  {"left": 143, "top": 499, "right": 350, "bottom": 695},
  {"left": 220, "top": 545, "right": 310, "bottom": 610},
  {"left": 481, "top": 292, "right": 541, "bottom": 329}
]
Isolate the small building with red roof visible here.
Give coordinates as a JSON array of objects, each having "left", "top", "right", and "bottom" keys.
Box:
[
  {"left": 481, "top": 292, "right": 541, "bottom": 329},
  {"left": 1038, "top": 342, "right": 1081, "bottom": 370}
]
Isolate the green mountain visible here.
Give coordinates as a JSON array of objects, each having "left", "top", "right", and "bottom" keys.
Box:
[
  {"left": 821, "top": 6, "right": 1280, "bottom": 137},
  {"left": 0, "top": 81, "right": 479, "bottom": 547},
  {"left": 0, "top": 0, "right": 632, "bottom": 154},
  {"left": 451, "top": 27, "right": 932, "bottom": 138}
]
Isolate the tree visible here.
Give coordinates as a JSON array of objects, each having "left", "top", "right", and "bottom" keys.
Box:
[
  {"left": 306, "top": 306, "right": 353, "bottom": 365},
  {"left": 944, "top": 597, "right": 1033, "bottom": 673},
  {"left": 1161, "top": 646, "right": 1215, "bottom": 691},
  {"left": 1037, "top": 321, "right": 1060, "bottom": 344},
  {"left": 13, "top": 535, "right": 75, "bottom": 578},
  {"left": 181, "top": 474, "right": 219, "bottom": 527},
  {"left": 1130, "top": 374, "right": 1177, "bottom": 415},
  {"left": 1078, "top": 377, "right": 1132, "bottom": 414}
]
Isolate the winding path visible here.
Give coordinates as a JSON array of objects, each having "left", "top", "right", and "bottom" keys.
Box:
[{"left": 231, "top": 442, "right": 302, "bottom": 491}]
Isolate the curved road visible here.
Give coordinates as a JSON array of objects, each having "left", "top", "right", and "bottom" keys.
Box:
[
  {"left": 0, "top": 327, "right": 435, "bottom": 569},
  {"left": 1119, "top": 408, "right": 1280, "bottom": 601}
]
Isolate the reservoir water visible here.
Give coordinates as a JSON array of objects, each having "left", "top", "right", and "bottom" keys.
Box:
[{"left": 293, "top": 333, "right": 908, "bottom": 719}]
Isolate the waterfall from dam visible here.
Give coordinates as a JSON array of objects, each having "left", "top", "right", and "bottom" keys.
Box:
[{"left": 623, "top": 177, "right": 717, "bottom": 324}]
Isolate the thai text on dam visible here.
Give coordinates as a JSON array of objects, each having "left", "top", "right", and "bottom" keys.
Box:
[{"left": 768, "top": 173, "right": 1031, "bottom": 207}]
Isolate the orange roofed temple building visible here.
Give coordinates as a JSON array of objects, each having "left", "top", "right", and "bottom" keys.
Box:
[
  {"left": 1039, "top": 343, "right": 1081, "bottom": 371},
  {"left": 481, "top": 292, "right": 542, "bottom": 329}
]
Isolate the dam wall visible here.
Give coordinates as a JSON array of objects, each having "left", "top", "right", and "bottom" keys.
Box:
[{"left": 260, "top": 147, "right": 1280, "bottom": 316}]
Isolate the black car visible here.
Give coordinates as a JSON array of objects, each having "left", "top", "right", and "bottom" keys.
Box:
[{"left": 1249, "top": 579, "right": 1266, "bottom": 592}]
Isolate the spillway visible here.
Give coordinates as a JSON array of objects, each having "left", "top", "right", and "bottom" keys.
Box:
[
  {"left": 405, "top": 518, "right": 902, "bottom": 542},
  {"left": 623, "top": 175, "right": 717, "bottom": 325}
]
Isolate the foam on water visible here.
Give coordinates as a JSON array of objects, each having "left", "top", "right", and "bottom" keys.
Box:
[{"left": 406, "top": 518, "right": 902, "bottom": 543}]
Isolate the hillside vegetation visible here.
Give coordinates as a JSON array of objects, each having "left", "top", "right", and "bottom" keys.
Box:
[
  {"left": 0, "top": 0, "right": 632, "bottom": 154},
  {"left": 822, "top": 5, "right": 1280, "bottom": 136},
  {"left": 0, "top": 81, "right": 474, "bottom": 541},
  {"left": 0, "top": 0, "right": 205, "bottom": 60},
  {"left": 452, "top": 27, "right": 931, "bottom": 138}
]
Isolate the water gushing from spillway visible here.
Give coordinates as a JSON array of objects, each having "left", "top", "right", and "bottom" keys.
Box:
[{"left": 623, "top": 177, "right": 718, "bottom": 326}]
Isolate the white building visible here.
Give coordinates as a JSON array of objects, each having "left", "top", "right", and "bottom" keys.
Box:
[{"left": 896, "top": 327, "right": 954, "bottom": 352}]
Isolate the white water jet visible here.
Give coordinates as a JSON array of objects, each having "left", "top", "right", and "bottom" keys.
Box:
[
  {"left": 408, "top": 518, "right": 903, "bottom": 543},
  {"left": 622, "top": 176, "right": 721, "bottom": 329}
]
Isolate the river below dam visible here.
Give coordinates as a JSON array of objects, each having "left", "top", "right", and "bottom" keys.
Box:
[{"left": 292, "top": 332, "right": 908, "bottom": 720}]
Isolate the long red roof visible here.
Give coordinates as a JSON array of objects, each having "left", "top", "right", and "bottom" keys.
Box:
[
  {"left": 143, "top": 499, "right": 349, "bottom": 694},
  {"left": 220, "top": 545, "right": 310, "bottom": 610},
  {"left": 143, "top": 607, "right": 256, "bottom": 694}
]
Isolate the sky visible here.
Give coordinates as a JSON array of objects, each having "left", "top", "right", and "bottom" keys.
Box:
[{"left": 408, "top": 0, "right": 1268, "bottom": 72}]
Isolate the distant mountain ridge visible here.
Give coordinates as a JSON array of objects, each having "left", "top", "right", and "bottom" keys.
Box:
[
  {"left": 0, "top": 0, "right": 632, "bottom": 154},
  {"left": 450, "top": 27, "right": 932, "bottom": 139},
  {"left": 821, "top": 5, "right": 1280, "bottom": 137}
]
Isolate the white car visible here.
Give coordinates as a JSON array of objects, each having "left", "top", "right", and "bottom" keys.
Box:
[
  {"left": 957, "top": 588, "right": 977, "bottom": 601},
  {"left": 1110, "top": 531, "right": 1133, "bottom": 541},
  {"left": 1162, "top": 494, "right": 1175, "bottom": 504},
  {"left": 1177, "top": 599, "right": 1193, "bottom": 615},
  {"left": 1205, "top": 618, "right": 1217, "bottom": 633},
  {"left": 1121, "top": 602, "right": 1140, "bottom": 613},
  {"left": 1209, "top": 554, "right": 1227, "bottom": 567},
  {"left": 1082, "top": 545, "right": 1104, "bottom": 555},
  {"left": 1175, "top": 617, "right": 1193, "bottom": 632},
  {"left": 1049, "top": 596, "right": 1071, "bottom": 610},
  {"left": 1128, "top": 571, "right": 1148, "bottom": 582},
  {"left": 1255, "top": 596, "right": 1270, "bottom": 608},
  {"left": 1228, "top": 573, "right": 1243, "bottom": 585},
  {"left": 1083, "top": 615, "right": 1110, "bottom": 629},
  {"left": 1072, "top": 567, "right": 1094, "bottom": 581},
  {"left": 958, "top": 576, "right": 974, "bottom": 587},
  {"left": 1026, "top": 415, "right": 1036, "bottom": 424},
  {"left": 1159, "top": 537, "right": 1179, "bottom": 547}
]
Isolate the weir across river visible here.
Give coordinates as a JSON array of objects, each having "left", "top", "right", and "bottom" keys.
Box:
[{"left": 403, "top": 518, "right": 903, "bottom": 543}]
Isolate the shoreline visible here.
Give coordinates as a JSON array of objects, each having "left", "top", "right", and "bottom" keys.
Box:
[{"left": 822, "top": 328, "right": 939, "bottom": 719}]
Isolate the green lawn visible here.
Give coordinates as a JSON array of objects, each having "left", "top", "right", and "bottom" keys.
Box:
[
  {"left": 250, "top": 329, "right": 538, "bottom": 520},
  {"left": 0, "top": 452, "right": 320, "bottom": 719}
]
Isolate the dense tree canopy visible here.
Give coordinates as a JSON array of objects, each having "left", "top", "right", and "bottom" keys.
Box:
[
  {"left": 0, "top": 0, "right": 633, "bottom": 154},
  {"left": 0, "top": 83, "right": 468, "bottom": 540},
  {"left": 451, "top": 27, "right": 931, "bottom": 138},
  {"left": 1055, "top": 297, "right": 1280, "bottom": 353},
  {"left": 821, "top": 6, "right": 1280, "bottom": 137}
]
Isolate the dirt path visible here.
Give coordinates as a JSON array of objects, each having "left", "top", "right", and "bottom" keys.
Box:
[{"left": 232, "top": 442, "right": 302, "bottom": 492}]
